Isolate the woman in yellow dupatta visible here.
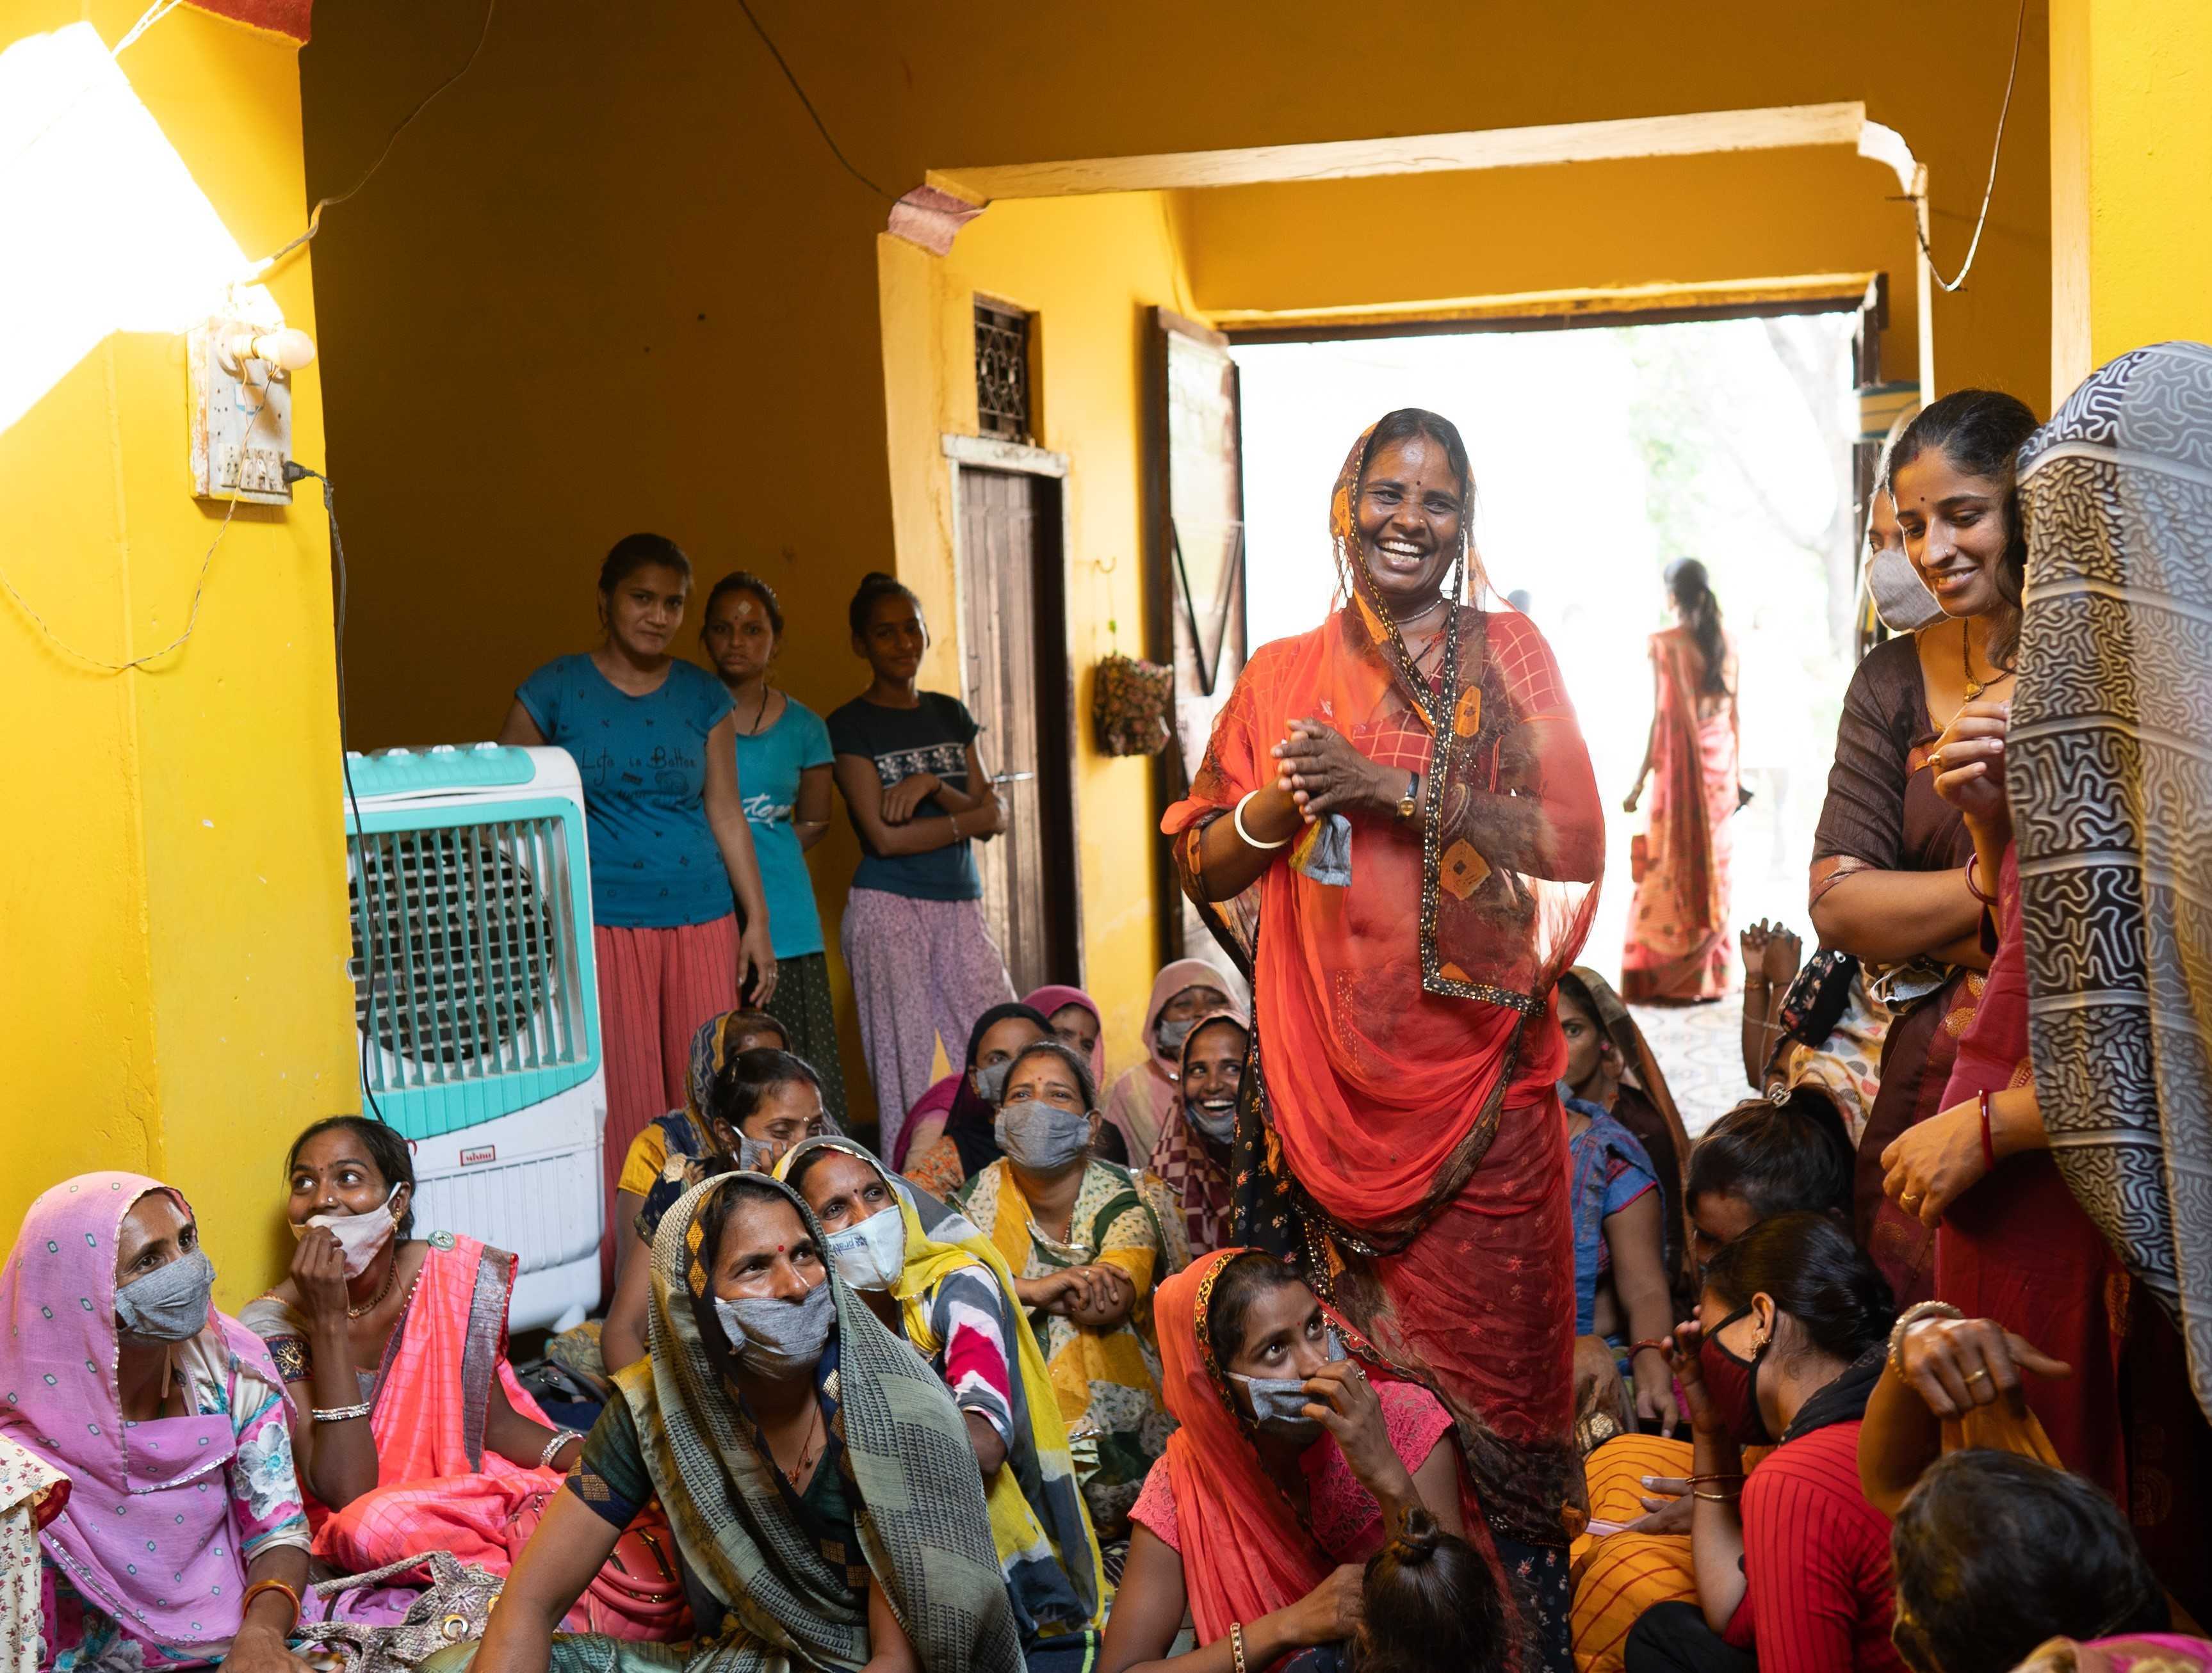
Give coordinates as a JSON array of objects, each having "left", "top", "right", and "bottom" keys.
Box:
[{"left": 777, "top": 1137, "right": 1107, "bottom": 1667}]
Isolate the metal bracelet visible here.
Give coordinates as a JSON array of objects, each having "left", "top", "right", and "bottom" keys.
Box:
[
  {"left": 540, "top": 1428, "right": 585, "bottom": 1469},
  {"left": 1887, "top": 1300, "right": 1965, "bottom": 1378},
  {"left": 311, "top": 1401, "right": 373, "bottom": 1423}
]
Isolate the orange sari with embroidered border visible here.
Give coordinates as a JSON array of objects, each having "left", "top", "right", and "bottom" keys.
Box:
[
  {"left": 1621, "top": 627, "right": 1738, "bottom": 1003},
  {"left": 1162, "top": 424, "right": 1603, "bottom": 1551}
]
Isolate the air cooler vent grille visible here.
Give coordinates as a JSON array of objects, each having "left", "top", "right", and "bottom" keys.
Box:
[{"left": 348, "top": 818, "right": 587, "bottom": 1087}]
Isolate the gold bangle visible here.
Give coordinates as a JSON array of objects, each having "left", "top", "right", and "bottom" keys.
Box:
[
  {"left": 1693, "top": 1489, "right": 1739, "bottom": 1502},
  {"left": 1230, "top": 1622, "right": 1249, "bottom": 1673}
]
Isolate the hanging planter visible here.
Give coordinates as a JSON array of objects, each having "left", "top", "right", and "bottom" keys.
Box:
[{"left": 1092, "top": 652, "right": 1173, "bottom": 757}]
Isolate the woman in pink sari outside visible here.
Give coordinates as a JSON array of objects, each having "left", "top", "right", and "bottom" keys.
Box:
[
  {"left": 1622, "top": 559, "right": 1741, "bottom": 1003},
  {"left": 242, "top": 1118, "right": 683, "bottom": 1642}
]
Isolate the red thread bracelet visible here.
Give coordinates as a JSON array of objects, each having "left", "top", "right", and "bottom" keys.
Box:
[
  {"left": 1979, "top": 1091, "right": 1997, "bottom": 1172},
  {"left": 1631, "top": 1339, "right": 1671, "bottom": 1358}
]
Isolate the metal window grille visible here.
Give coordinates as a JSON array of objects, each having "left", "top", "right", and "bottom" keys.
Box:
[
  {"left": 347, "top": 817, "right": 587, "bottom": 1089},
  {"left": 975, "top": 300, "right": 1031, "bottom": 440}
]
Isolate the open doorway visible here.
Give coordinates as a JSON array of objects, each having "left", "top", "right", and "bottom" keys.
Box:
[{"left": 1229, "top": 311, "right": 1864, "bottom": 1120}]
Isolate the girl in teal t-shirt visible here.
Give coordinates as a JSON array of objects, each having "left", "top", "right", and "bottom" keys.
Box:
[
  {"left": 500, "top": 534, "right": 777, "bottom": 1283},
  {"left": 700, "top": 570, "right": 848, "bottom": 1125}
]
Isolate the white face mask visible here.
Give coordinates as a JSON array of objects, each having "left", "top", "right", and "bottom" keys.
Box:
[
  {"left": 823, "top": 1205, "right": 907, "bottom": 1293},
  {"left": 291, "top": 1185, "right": 402, "bottom": 1277}
]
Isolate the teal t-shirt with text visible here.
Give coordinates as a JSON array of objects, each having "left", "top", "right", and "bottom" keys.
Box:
[{"left": 516, "top": 654, "right": 735, "bottom": 929}]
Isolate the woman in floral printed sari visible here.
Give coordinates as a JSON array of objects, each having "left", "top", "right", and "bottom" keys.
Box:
[{"left": 0, "top": 1173, "right": 361, "bottom": 1673}]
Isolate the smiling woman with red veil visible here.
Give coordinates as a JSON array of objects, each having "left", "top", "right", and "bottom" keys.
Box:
[{"left": 1162, "top": 408, "right": 1604, "bottom": 1673}]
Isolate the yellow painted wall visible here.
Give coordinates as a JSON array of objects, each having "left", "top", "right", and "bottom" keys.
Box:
[
  {"left": 298, "top": 0, "right": 2056, "bottom": 1120},
  {"left": 2048, "top": 0, "right": 2212, "bottom": 391},
  {"left": 879, "top": 194, "right": 1194, "bottom": 1079},
  {"left": 0, "top": 3, "right": 351, "bottom": 1304}
]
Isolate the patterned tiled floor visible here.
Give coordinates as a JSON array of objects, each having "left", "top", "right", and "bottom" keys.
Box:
[{"left": 1629, "top": 989, "right": 1758, "bottom": 1139}]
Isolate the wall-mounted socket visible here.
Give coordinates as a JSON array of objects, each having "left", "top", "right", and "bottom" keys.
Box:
[{"left": 188, "top": 316, "right": 297, "bottom": 505}]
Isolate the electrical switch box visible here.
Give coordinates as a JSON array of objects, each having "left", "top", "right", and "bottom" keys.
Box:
[{"left": 188, "top": 316, "right": 294, "bottom": 504}]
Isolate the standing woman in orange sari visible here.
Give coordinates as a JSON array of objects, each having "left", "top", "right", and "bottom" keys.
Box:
[
  {"left": 1163, "top": 408, "right": 1604, "bottom": 1673},
  {"left": 1621, "top": 560, "right": 1740, "bottom": 1004}
]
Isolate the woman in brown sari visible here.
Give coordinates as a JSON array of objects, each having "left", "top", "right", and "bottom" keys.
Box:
[
  {"left": 1622, "top": 560, "right": 1739, "bottom": 1004},
  {"left": 1808, "top": 391, "right": 2039, "bottom": 1309}
]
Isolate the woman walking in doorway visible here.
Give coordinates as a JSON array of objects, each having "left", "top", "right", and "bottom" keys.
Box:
[
  {"left": 701, "top": 570, "right": 849, "bottom": 1126},
  {"left": 1164, "top": 408, "right": 1605, "bottom": 1672},
  {"left": 500, "top": 533, "right": 776, "bottom": 1291},
  {"left": 829, "top": 570, "right": 1013, "bottom": 1158},
  {"left": 1622, "top": 558, "right": 1740, "bottom": 1004}
]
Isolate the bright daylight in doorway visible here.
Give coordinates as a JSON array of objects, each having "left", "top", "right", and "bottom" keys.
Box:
[{"left": 1234, "top": 314, "right": 1860, "bottom": 1031}]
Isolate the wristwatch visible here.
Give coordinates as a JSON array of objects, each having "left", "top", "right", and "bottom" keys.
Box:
[{"left": 1395, "top": 772, "right": 1421, "bottom": 823}]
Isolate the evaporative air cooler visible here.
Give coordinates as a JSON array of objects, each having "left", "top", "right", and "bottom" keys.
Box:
[{"left": 342, "top": 743, "right": 605, "bottom": 1331}]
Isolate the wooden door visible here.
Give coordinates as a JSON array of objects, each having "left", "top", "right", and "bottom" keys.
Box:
[
  {"left": 1146, "top": 308, "right": 1248, "bottom": 964},
  {"left": 959, "top": 465, "right": 1079, "bottom": 995}
]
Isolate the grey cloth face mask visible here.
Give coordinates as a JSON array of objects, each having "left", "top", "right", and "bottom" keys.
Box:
[
  {"left": 995, "top": 1103, "right": 1093, "bottom": 1172},
  {"left": 1188, "top": 1101, "right": 1237, "bottom": 1144},
  {"left": 714, "top": 1282, "right": 834, "bottom": 1380},
  {"left": 1233, "top": 1328, "right": 1347, "bottom": 1444},
  {"left": 1870, "top": 544, "right": 1946, "bottom": 633},
  {"left": 973, "top": 1060, "right": 1014, "bottom": 1104},
  {"left": 1155, "top": 1017, "right": 1198, "bottom": 1057},
  {"left": 115, "top": 1248, "right": 217, "bottom": 1343},
  {"left": 735, "top": 1135, "right": 776, "bottom": 1172}
]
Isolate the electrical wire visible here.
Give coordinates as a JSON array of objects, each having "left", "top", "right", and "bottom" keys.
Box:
[
  {"left": 284, "top": 458, "right": 391, "bottom": 1129},
  {"left": 1915, "top": 0, "right": 2029, "bottom": 295},
  {"left": 733, "top": 0, "right": 897, "bottom": 203},
  {"left": 0, "top": 394, "right": 272, "bottom": 673},
  {"left": 257, "top": 0, "right": 498, "bottom": 271}
]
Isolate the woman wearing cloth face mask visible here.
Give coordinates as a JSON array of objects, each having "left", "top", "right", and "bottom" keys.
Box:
[
  {"left": 602, "top": 1049, "right": 831, "bottom": 1372},
  {"left": 1150, "top": 1012, "right": 1250, "bottom": 1259},
  {"left": 903, "top": 1003, "right": 1052, "bottom": 1198},
  {"left": 1, "top": 1173, "right": 332, "bottom": 1673},
  {"left": 245, "top": 1120, "right": 678, "bottom": 1637},
  {"left": 1102, "top": 962, "right": 1246, "bottom": 1166},
  {"left": 779, "top": 1138, "right": 1108, "bottom": 1669},
  {"left": 1807, "top": 394, "right": 2040, "bottom": 1309},
  {"left": 1623, "top": 1213, "right": 1901, "bottom": 1673},
  {"left": 894, "top": 986, "right": 1109, "bottom": 1172},
  {"left": 1102, "top": 1250, "right": 1509, "bottom": 1673},
  {"left": 465, "top": 1172, "right": 1023, "bottom": 1673},
  {"left": 956, "top": 1039, "right": 1183, "bottom": 1539}
]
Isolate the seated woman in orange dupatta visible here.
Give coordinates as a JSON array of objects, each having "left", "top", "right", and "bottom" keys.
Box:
[
  {"left": 1148, "top": 1011, "right": 1250, "bottom": 1260},
  {"left": 1162, "top": 408, "right": 1604, "bottom": 1673},
  {"left": 1100, "top": 1249, "right": 1510, "bottom": 1673},
  {"left": 243, "top": 1117, "right": 684, "bottom": 1641},
  {"left": 1620, "top": 560, "right": 1740, "bottom": 1005}
]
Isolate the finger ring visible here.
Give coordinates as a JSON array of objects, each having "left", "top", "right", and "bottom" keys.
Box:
[
  {"left": 1965, "top": 1369, "right": 1991, "bottom": 1384},
  {"left": 1902, "top": 1193, "right": 1923, "bottom": 1208},
  {"left": 1928, "top": 748, "right": 1946, "bottom": 772}
]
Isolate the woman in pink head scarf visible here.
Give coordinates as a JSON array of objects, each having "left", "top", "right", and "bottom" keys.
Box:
[
  {"left": 1101, "top": 960, "right": 1248, "bottom": 1164},
  {"left": 0, "top": 1172, "right": 362, "bottom": 1673}
]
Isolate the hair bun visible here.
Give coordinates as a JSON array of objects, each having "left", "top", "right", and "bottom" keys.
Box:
[{"left": 1388, "top": 1507, "right": 1442, "bottom": 1567}]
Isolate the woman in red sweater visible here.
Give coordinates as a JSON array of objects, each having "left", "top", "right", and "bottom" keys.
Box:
[{"left": 1625, "top": 1213, "right": 1901, "bottom": 1673}]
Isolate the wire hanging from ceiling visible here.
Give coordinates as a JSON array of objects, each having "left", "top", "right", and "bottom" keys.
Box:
[
  {"left": 733, "top": 0, "right": 897, "bottom": 203},
  {"left": 258, "top": 0, "right": 498, "bottom": 271},
  {"left": 1914, "top": 0, "right": 2029, "bottom": 295}
]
